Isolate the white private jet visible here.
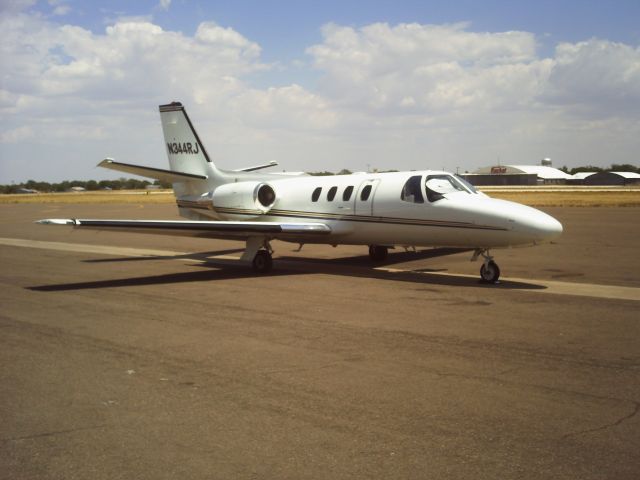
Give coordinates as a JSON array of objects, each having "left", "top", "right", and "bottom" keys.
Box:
[{"left": 39, "top": 101, "right": 563, "bottom": 282}]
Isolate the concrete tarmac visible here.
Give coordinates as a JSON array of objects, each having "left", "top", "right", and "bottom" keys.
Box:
[{"left": 1, "top": 204, "right": 639, "bottom": 479}]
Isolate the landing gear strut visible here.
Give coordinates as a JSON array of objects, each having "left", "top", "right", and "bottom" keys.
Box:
[
  {"left": 472, "top": 248, "right": 501, "bottom": 283},
  {"left": 368, "top": 245, "right": 388, "bottom": 262}
]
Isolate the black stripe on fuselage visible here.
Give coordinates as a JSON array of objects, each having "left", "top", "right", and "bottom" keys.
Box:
[{"left": 177, "top": 202, "right": 508, "bottom": 231}]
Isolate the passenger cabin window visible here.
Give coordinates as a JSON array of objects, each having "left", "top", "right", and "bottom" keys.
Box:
[
  {"left": 311, "top": 187, "right": 322, "bottom": 202},
  {"left": 401, "top": 175, "right": 424, "bottom": 203},
  {"left": 425, "top": 175, "right": 469, "bottom": 202},
  {"left": 360, "top": 184, "right": 372, "bottom": 201},
  {"left": 343, "top": 185, "right": 354, "bottom": 201},
  {"left": 327, "top": 186, "right": 338, "bottom": 201}
]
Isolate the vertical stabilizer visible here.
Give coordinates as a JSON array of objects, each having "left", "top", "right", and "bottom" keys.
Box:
[{"left": 159, "top": 102, "right": 221, "bottom": 179}]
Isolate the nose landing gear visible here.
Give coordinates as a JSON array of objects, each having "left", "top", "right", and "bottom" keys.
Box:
[{"left": 472, "top": 248, "right": 501, "bottom": 283}]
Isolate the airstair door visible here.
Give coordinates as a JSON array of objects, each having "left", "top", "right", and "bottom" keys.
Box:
[{"left": 354, "top": 179, "right": 380, "bottom": 216}]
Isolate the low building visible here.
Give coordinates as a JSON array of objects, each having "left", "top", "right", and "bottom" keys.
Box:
[
  {"left": 582, "top": 171, "right": 640, "bottom": 186},
  {"left": 459, "top": 173, "right": 537, "bottom": 186},
  {"left": 471, "top": 165, "right": 573, "bottom": 185},
  {"left": 568, "top": 172, "right": 597, "bottom": 184}
]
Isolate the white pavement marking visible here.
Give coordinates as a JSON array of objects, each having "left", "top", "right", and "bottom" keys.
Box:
[
  {"left": 375, "top": 267, "right": 640, "bottom": 302},
  {"left": 0, "top": 237, "right": 241, "bottom": 261},
  {"left": 2, "top": 237, "right": 639, "bottom": 302},
  {"left": 0, "top": 237, "right": 187, "bottom": 258}
]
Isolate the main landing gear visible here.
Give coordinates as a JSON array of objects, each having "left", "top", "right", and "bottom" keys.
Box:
[
  {"left": 472, "top": 248, "right": 501, "bottom": 283},
  {"left": 241, "top": 237, "right": 273, "bottom": 274},
  {"left": 368, "top": 245, "right": 389, "bottom": 262},
  {"left": 252, "top": 249, "right": 273, "bottom": 273}
]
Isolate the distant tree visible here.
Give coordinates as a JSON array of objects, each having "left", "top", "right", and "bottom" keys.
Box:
[
  {"left": 154, "top": 179, "right": 172, "bottom": 188},
  {"left": 0, "top": 177, "right": 166, "bottom": 193},
  {"left": 307, "top": 171, "right": 335, "bottom": 176},
  {"left": 569, "top": 165, "right": 603, "bottom": 175},
  {"left": 337, "top": 169, "right": 353, "bottom": 175},
  {"left": 609, "top": 163, "right": 639, "bottom": 173}
]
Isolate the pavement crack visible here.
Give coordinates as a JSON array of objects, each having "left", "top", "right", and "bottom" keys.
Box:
[
  {"left": 561, "top": 400, "right": 640, "bottom": 439},
  {"left": 2, "top": 424, "right": 108, "bottom": 442}
]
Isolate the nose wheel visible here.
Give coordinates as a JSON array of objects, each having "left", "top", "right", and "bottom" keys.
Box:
[
  {"left": 480, "top": 260, "right": 500, "bottom": 283},
  {"left": 472, "top": 249, "right": 501, "bottom": 283}
]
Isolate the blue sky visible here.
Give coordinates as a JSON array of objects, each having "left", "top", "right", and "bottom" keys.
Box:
[
  {"left": 1, "top": 0, "right": 639, "bottom": 182},
  {"left": 40, "top": 1, "right": 640, "bottom": 53}
]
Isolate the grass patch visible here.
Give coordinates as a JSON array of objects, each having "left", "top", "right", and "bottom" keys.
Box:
[
  {"left": 0, "top": 191, "right": 175, "bottom": 204},
  {"left": 487, "top": 191, "right": 640, "bottom": 207}
]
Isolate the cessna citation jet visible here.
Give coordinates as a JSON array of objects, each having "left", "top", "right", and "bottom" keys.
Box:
[{"left": 39, "top": 102, "right": 563, "bottom": 282}]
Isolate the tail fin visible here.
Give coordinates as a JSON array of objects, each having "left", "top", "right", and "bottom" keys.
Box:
[{"left": 159, "top": 102, "right": 221, "bottom": 179}]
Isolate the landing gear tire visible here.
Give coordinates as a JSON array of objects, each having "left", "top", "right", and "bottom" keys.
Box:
[
  {"left": 252, "top": 250, "right": 273, "bottom": 274},
  {"left": 480, "top": 260, "right": 500, "bottom": 283},
  {"left": 368, "top": 245, "right": 388, "bottom": 262}
]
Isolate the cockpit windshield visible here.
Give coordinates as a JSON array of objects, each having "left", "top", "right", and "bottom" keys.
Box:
[
  {"left": 454, "top": 175, "right": 478, "bottom": 193},
  {"left": 425, "top": 174, "right": 475, "bottom": 202}
]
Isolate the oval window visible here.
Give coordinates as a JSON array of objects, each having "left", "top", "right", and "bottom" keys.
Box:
[
  {"left": 343, "top": 185, "right": 354, "bottom": 201},
  {"left": 360, "top": 184, "right": 372, "bottom": 201}
]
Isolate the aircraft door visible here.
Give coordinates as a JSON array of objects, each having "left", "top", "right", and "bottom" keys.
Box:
[{"left": 354, "top": 179, "right": 380, "bottom": 216}]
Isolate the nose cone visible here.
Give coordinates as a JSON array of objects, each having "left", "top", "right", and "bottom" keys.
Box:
[{"left": 515, "top": 207, "right": 563, "bottom": 244}]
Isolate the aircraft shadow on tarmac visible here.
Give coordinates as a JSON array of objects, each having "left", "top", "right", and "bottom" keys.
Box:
[{"left": 28, "top": 247, "right": 546, "bottom": 292}]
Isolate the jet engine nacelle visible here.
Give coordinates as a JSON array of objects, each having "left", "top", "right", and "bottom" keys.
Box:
[{"left": 212, "top": 181, "right": 277, "bottom": 216}]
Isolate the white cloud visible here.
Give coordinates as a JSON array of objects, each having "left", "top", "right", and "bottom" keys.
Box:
[
  {"left": 543, "top": 39, "right": 640, "bottom": 117},
  {"left": 0, "top": 0, "right": 36, "bottom": 14},
  {"left": 47, "top": 0, "right": 70, "bottom": 16},
  {"left": 300, "top": 22, "right": 639, "bottom": 170},
  {"left": 0, "top": 125, "right": 34, "bottom": 143},
  {"left": 158, "top": 0, "right": 171, "bottom": 11},
  {"left": 307, "top": 22, "right": 549, "bottom": 115},
  {"left": 229, "top": 84, "right": 337, "bottom": 130},
  {"left": 1, "top": 15, "right": 266, "bottom": 105},
  {"left": 0, "top": 13, "right": 638, "bottom": 183}
]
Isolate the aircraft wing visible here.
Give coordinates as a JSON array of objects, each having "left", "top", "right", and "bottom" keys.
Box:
[{"left": 36, "top": 218, "right": 331, "bottom": 240}]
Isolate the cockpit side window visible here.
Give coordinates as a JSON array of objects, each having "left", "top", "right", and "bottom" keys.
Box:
[
  {"left": 400, "top": 175, "right": 424, "bottom": 203},
  {"left": 425, "top": 175, "right": 468, "bottom": 202}
]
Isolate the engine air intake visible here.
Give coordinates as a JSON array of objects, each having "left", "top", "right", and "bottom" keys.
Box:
[{"left": 257, "top": 184, "right": 276, "bottom": 208}]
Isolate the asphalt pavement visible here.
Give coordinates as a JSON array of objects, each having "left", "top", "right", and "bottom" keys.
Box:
[{"left": 1, "top": 204, "right": 639, "bottom": 479}]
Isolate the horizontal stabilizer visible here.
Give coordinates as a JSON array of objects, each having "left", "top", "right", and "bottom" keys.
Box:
[
  {"left": 37, "top": 218, "right": 331, "bottom": 240},
  {"left": 233, "top": 161, "right": 278, "bottom": 172},
  {"left": 98, "top": 159, "right": 208, "bottom": 182}
]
